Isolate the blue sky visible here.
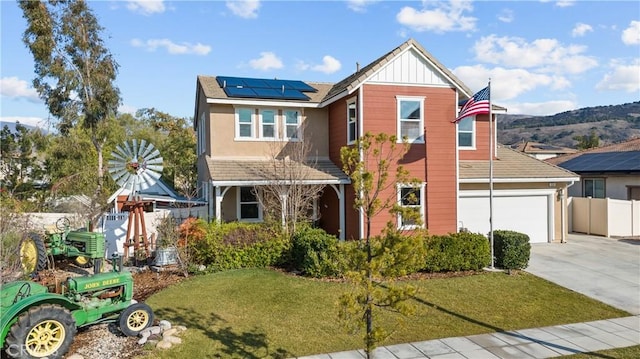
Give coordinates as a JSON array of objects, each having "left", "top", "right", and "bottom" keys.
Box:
[{"left": 1, "top": 0, "right": 639, "bottom": 129}]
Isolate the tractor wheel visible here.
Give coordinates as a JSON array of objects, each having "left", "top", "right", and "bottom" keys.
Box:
[
  {"left": 73, "top": 256, "right": 93, "bottom": 268},
  {"left": 118, "top": 302, "right": 154, "bottom": 337},
  {"left": 19, "top": 233, "right": 47, "bottom": 276},
  {"left": 4, "top": 304, "right": 76, "bottom": 359}
]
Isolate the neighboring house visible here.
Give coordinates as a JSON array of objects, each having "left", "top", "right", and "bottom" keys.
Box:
[
  {"left": 546, "top": 138, "right": 640, "bottom": 200},
  {"left": 514, "top": 141, "right": 577, "bottom": 160},
  {"left": 193, "top": 39, "right": 578, "bottom": 242},
  {"left": 107, "top": 178, "right": 206, "bottom": 213}
]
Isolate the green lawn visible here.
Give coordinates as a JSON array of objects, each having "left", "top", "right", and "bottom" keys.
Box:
[{"left": 141, "top": 268, "right": 630, "bottom": 358}]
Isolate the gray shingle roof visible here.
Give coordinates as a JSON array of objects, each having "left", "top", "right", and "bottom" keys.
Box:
[
  {"left": 205, "top": 157, "right": 350, "bottom": 184},
  {"left": 460, "top": 145, "right": 578, "bottom": 181}
]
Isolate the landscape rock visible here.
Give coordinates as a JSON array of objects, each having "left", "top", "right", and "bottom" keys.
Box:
[
  {"left": 156, "top": 340, "right": 173, "bottom": 349},
  {"left": 162, "top": 328, "right": 178, "bottom": 337},
  {"left": 175, "top": 325, "right": 187, "bottom": 332},
  {"left": 67, "top": 354, "right": 84, "bottom": 359},
  {"left": 164, "top": 336, "right": 182, "bottom": 344},
  {"left": 158, "top": 320, "right": 171, "bottom": 330}
]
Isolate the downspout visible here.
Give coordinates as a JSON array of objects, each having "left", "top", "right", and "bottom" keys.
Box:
[{"left": 358, "top": 86, "right": 365, "bottom": 240}]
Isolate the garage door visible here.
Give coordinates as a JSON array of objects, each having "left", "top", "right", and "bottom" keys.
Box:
[{"left": 459, "top": 194, "right": 550, "bottom": 243}]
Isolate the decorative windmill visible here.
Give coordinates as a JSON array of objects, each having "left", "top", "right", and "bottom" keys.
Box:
[{"left": 108, "top": 139, "right": 163, "bottom": 261}]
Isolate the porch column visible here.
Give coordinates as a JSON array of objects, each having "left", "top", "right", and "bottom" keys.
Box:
[
  {"left": 339, "top": 184, "right": 345, "bottom": 241},
  {"left": 215, "top": 186, "right": 223, "bottom": 223}
]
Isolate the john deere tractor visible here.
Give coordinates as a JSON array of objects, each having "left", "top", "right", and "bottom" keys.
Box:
[
  {"left": 19, "top": 217, "right": 106, "bottom": 275},
  {"left": 1, "top": 255, "right": 153, "bottom": 359}
]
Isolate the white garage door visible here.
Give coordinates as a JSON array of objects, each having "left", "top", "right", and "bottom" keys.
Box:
[{"left": 459, "top": 194, "right": 550, "bottom": 243}]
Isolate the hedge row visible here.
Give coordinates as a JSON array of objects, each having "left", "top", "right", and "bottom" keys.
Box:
[{"left": 184, "top": 221, "right": 530, "bottom": 277}]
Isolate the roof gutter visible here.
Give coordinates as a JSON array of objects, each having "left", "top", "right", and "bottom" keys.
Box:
[{"left": 460, "top": 176, "right": 580, "bottom": 184}]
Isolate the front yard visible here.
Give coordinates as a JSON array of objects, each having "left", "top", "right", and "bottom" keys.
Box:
[{"left": 139, "top": 268, "right": 629, "bottom": 358}]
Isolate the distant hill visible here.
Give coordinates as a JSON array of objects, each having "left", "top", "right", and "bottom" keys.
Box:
[{"left": 497, "top": 101, "right": 640, "bottom": 148}]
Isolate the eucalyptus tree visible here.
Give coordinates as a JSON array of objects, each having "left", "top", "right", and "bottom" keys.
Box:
[{"left": 19, "top": 0, "right": 120, "bottom": 203}]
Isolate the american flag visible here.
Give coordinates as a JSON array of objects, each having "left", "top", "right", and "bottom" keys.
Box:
[{"left": 453, "top": 86, "right": 490, "bottom": 123}]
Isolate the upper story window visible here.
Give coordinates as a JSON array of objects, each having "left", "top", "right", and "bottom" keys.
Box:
[
  {"left": 198, "top": 112, "right": 206, "bottom": 154},
  {"left": 284, "top": 109, "right": 301, "bottom": 140},
  {"left": 584, "top": 178, "right": 605, "bottom": 198},
  {"left": 238, "top": 186, "right": 262, "bottom": 221},
  {"left": 260, "top": 109, "right": 277, "bottom": 139},
  {"left": 457, "top": 116, "right": 475, "bottom": 148},
  {"left": 397, "top": 184, "right": 424, "bottom": 230},
  {"left": 347, "top": 101, "right": 358, "bottom": 144},
  {"left": 236, "top": 108, "right": 254, "bottom": 139},
  {"left": 397, "top": 96, "right": 424, "bottom": 143}
]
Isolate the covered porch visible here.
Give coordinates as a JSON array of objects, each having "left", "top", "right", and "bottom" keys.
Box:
[{"left": 204, "top": 158, "right": 350, "bottom": 239}]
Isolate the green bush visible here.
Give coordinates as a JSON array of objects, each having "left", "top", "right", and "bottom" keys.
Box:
[
  {"left": 423, "top": 232, "right": 491, "bottom": 272},
  {"left": 492, "top": 230, "right": 531, "bottom": 271},
  {"left": 375, "top": 230, "right": 427, "bottom": 277},
  {"left": 290, "top": 226, "right": 342, "bottom": 278},
  {"left": 191, "top": 221, "right": 290, "bottom": 272}
]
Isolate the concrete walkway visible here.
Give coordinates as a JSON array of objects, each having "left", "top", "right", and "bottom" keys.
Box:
[
  {"left": 295, "top": 234, "right": 640, "bottom": 358},
  {"left": 297, "top": 315, "right": 640, "bottom": 358}
]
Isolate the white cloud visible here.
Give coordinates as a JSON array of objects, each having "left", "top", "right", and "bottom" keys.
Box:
[
  {"left": 473, "top": 35, "right": 598, "bottom": 74},
  {"left": 453, "top": 65, "right": 570, "bottom": 101},
  {"left": 126, "top": 1, "right": 165, "bottom": 15},
  {"left": 571, "top": 23, "right": 593, "bottom": 37},
  {"left": 396, "top": 1, "right": 477, "bottom": 33},
  {"left": 249, "top": 52, "right": 283, "bottom": 71},
  {"left": 497, "top": 9, "right": 514, "bottom": 23},
  {"left": 347, "top": 0, "right": 379, "bottom": 12},
  {"left": 555, "top": 0, "right": 575, "bottom": 8},
  {"left": 226, "top": 0, "right": 260, "bottom": 19},
  {"left": 0, "top": 77, "right": 40, "bottom": 102},
  {"left": 503, "top": 100, "right": 577, "bottom": 116},
  {"left": 596, "top": 59, "right": 640, "bottom": 93},
  {"left": 130, "top": 38, "right": 211, "bottom": 55},
  {"left": 298, "top": 55, "right": 342, "bottom": 74},
  {"left": 621, "top": 20, "right": 640, "bottom": 45}
]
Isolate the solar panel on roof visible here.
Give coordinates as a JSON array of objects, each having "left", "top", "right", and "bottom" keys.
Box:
[
  {"left": 282, "top": 89, "right": 310, "bottom": 100},
  {"left": 223, "top": 86, "right": 257, "bottom": 98},
  {"left": 561, "top": 151, "right": 640, "bottom": 172},
  {"left": 216, "top": 76, "right": 317, "bottom": 100}
]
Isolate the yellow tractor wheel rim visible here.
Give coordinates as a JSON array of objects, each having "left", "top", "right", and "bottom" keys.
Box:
[
  {"left": 127, "top": 310, "right": 150, "bottom": 331},
  {"left": 20, "top": 239, "right": 37, "bottom": 274},
  {"left": 25, "top": 319, "right": 66, "bottom": 357},
  {"left": 75, "top": 256, "right": 89, "bottom": 265}
]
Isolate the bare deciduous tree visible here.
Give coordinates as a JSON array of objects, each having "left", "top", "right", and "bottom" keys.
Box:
[{"left": 253, "top": 125, "right": 325, "bottom": 235}]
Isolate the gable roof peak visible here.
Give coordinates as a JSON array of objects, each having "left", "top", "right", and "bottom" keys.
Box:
[{"left": 321, "top": 38, "right": 473, "bottom": 105}]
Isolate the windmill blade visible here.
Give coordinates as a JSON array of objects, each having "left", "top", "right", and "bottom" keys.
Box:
[
  {"left": 111, "top": 146, "right": 128, "bottom": 162},
  {"left": 138, "top": 139, "right": 149, "bottom": 159},
  {"left": 132, "top": 139, "right": 139, "bottom": 160},
  {"left": 110, "top": 168, "right": 130, "bottom": 183},
  {"left": 124, "top": 141, "right": 135, "bottom": 162},
  {"left": 140, "top": 140, "right": 155, "bottom": 158},
  {"left": 144, "top": 168, "right": 162, "bottom": 180},
  {"left": 145, "top": 149, "right": 161, "bottom": 161},
  {"left": 146, "top": 164, "right": 164, "bottom": 172},
  {"left": 145, "top": 157, "right": 163, "bottom": 165},
  {"left": 117, "top": 172, "right": 134, "bottom": 188}
]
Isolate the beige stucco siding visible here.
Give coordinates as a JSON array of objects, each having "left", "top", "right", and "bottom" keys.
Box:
[{"left": 208, "top": 104, "right": 329, "bottom": 158}]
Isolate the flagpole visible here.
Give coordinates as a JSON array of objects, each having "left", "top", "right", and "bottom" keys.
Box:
[{"left": 488, "top": 79, "right": 494, "bottom": 269}]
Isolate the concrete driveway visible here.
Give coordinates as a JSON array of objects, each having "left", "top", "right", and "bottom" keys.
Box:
[{"left": 525, "top": 233, "right": 640, "bottom": 315}]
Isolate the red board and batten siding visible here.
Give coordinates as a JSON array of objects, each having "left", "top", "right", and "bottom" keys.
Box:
[
  {"left": 361, "top": 84, "right": 458, "bottom": 236},
  {"left": 459, "top": 113, "right": 492, "bottom": 161}
]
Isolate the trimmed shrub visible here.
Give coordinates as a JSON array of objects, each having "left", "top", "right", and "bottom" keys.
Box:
[
  {"left": 492, "top": 230, "right": 531, "bottom": 271},
  {"left": 191, "top": 221, "right": 290, "bottom": 272},
  {"left": 290, "top": 226, "right": 342, "bottom": 278},
  {"left": 375, "top": 230, "right": 427, "bottom": 277},
  {"left": 423, "top": 232, "right": 491, "bottom": 272}
]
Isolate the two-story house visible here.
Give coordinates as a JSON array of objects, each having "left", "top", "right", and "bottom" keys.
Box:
[{"left": 194, "top": 39, "right": 578, "bottom": 243}]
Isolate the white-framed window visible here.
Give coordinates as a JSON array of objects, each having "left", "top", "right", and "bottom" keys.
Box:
[
  {"left": 260, "top": 109, "right": 277, "bottom": 139},
  {"left": 397, "top": 184, "right": 424, "bottom": 230},
  {"left": 237, "top": 186, "right": 262, "bottom": 221},
  {"left": 347, "top": 100, "right": 357, "bottom": 144},
  {"left": 457, "top": 116, "right": 475, "bottom": 149},
  {"left": 397, "top": 96, "right": 424, "bottom": 143},
  {"left": 284, "top": 109, "right": 301, "bottom": 140},
  {"left": 198, "top": 112, "right": 206, "bottom": 154},
  {"left": 236, "top": 108, "right": 254, "bottom": 139},
  {"left": 584, "top": 178, "right": 605, "bottom": 198}
]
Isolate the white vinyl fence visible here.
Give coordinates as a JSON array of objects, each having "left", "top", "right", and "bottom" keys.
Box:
[
  {"left": 569, "top": 197, "right": 640, "bottom": 237},
  {"left": 22, "top": 205, "right": 209, "bottom": 258}
]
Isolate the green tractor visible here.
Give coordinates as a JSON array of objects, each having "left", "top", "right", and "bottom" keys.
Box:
[
  {"left": 19, "top": 217, "right": 106, "bottom": 275},
  {"left": 1, "top": 255, "right": 154, "bottom": 358}
]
